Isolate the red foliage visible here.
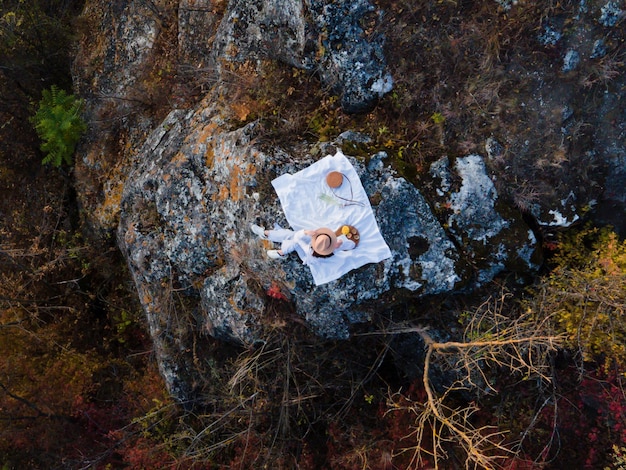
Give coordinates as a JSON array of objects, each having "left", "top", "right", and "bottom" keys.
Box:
[
  {"left": 380, "top": 382, "right": 435, "bottom": 469},
  {"left": 295, "top": 440, "right": 317, "bottom": 469},
  {"left": 227, "top": 432, "right": 267, "bottom": 468},
  {"left": 118, "top": 437, "right": 175, "bottom": 470},
  {"left": 530, "top": 366, "right": 626, "bottom": 469},
  {"left": 542, "top": 240, "right": 560, "bottom": 252},
  {"left": 267, "top": 282, "right": 288, "bottom": 301}
]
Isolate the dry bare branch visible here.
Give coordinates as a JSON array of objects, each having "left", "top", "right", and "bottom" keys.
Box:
[{"left": 386, "top": 292, "right": 565, "bottom": 469}]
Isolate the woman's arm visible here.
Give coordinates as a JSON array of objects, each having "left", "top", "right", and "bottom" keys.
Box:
[{"left": 336, "top": 235, "right": 356, "bottom": 251}]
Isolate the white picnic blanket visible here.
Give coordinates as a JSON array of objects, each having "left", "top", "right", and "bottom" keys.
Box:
[{"left": 271, "top": 150, "right": 392, "bottom": 285}]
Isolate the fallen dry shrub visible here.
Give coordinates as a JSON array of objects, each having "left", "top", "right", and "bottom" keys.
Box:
[{"left": 386, "top": 292, "right": 564, "bottom": 469}]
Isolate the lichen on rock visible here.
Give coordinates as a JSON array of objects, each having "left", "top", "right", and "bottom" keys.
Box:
[
  {"left": 118, "top": 89, "right": 506, "bottom": 399},
  {"left": 428, "top": 154, "right": 540, "bottom": 286},
  {"left": 307, "top": 0, "right": 394, "bottom": 112},
  {"left": 212, "top": 0, "right": 306, "bottom": 67}
]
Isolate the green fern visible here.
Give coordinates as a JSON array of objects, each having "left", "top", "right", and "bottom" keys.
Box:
[{"left": 30, "top": 85, "right": 86, "bottom": 167}]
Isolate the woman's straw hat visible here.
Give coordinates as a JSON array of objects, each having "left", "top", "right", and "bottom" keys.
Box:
[{"left": 312, "top": 228, "right": 337, "bottom": 256}]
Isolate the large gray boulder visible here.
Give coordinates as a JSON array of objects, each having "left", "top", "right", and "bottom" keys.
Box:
[
  {"left": 209, "top": 0, "right": 393, "bottom": 113},
  {"left": 306, "top": 0, "right": 394, "bottom": 112},
  {"left": 117, "top": 87, "right": 541, "bottom": 400},
  {"left": 73, "top": 0, "right": 395, "bottom": 233},
  {"left": 77, "top": 0, "right": 626, "bottom": 406},
  {"left": 428, "top": 155, "right": 541, "bottom": 284},
  {"left": 211, "top": 0, "right": 306, "bottom": 67}
]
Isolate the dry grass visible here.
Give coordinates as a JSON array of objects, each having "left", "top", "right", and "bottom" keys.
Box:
[{"left": 148, "top": 327, "right": 392, "bottom": 467}]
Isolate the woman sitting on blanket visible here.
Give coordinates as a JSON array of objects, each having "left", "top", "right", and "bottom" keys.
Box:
[{"left": 251, "top": 224, "right": 355, "bottom": 262}]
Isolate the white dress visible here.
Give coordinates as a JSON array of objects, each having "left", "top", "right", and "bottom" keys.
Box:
[{"left": 267, "top": 227, "right": 356, "bottom": 265}]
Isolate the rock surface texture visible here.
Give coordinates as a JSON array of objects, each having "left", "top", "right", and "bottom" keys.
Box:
[
  {"left": 116, "top": 95, "right": 540, "bottom": 399},
  {"left": 72, "top": 0, "right": 626, "bottom": 402},
  {"left": 306, "top": 0, "right": 394, "bottom": 112}
]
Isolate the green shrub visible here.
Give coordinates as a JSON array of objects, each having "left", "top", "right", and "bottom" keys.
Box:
[
  {"left": 30, "top": 85, "right": 86, "bottom": 167},
  {"left": 529, "top": 226, "right": 626, "bottom": 367}
]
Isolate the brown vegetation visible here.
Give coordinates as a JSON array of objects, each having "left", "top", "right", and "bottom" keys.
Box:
[{"left": 2, "top": 0, "right": 626, "bottom": 468}]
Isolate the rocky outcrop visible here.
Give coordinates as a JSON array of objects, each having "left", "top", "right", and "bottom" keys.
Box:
[
  {"left": 211, "top": 0, "right": 306, "bottom": 67},
  {"left": 504, "top": 0, "right": 626, "bottom": 233},
  {"left": 366, "top": 151, "right": 460, "bottom": 294},
  {"left": 306, "top": 0, "right": 393, "bottom": 112},
  {"left": 74, "top": 0, "right": 626, "bottom": 403},
  {"left": 117, "top": 89, "right": 540, "bottom": 398},
  {"left": 209, "top": 0, "right": 393, "bottom": 112},
  {"left": 73, "top": 0, "right": 394, "bottom": 234},
  {"left": 428, "top": 155, "right": 540, "bottom": 284}
]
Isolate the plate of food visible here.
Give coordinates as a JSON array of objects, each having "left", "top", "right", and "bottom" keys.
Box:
[{"left": 336, "top": 225, "right": 360, "bottom": 247}]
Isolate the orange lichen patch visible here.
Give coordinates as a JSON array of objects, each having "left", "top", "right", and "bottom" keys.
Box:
[
  {"left": 209, "top": 149, "right": 258, "bottom": 202},
  {"left": 229, "top": 164, "right": 244, "bottom": 201},
  {"left": 124, "top": 222, "right": 137, "bottom": 245},
  {"left": 205, "top": 144, "right": 215, "bottom": 167},
  {"left": 228, "top": 295, "right": 247, "bottom": 316},
  {"left": 191, "top": 122, "right": 219, "bottom": 153},
  {"left": 214, "top": 185, "right": 230, "bottom": 201},
  {"left": 231, "top": 101, "right": 252, "bottom": 122},
  {"left": 93, "top": 168, "right": 126, "bottom": 229},
  {"left": 217, "top": 143, "right": 232, "bottom": 159},
  {"left": 142, "top": 291, "right": 153, "bottom": 305},
  {"left": 246, "top": 161, "right": 257, "bottom": 176},
  {"left": 249, "top": 149, "right": 263, "bottom": 162},
  {"left": 212, "top": 163, "right": 245, "bottom": 202},
  {"left": 171, "top": 151, "right": 188, "bottom": 166}
]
